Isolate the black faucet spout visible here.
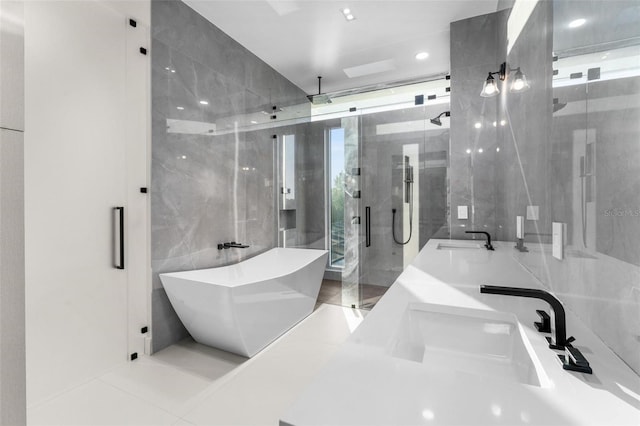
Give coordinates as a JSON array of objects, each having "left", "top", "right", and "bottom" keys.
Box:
[
  {"left": 465, "top": 231, "right": 494, "bottom": 250},
  {"left": 480, "top": 285, "right": 568, "bottom": 349},
  {"left": 218, "top": 242, "right": 250, "bottom": 250}
]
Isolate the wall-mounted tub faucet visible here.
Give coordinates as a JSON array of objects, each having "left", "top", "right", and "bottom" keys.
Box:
[
  {"left": 480, "top": 285, "right": 568, "bottom": 349},
  {"left": 218, "top": 242, "right": 249, "bottom": 250},
  {"left": 465, "top": 231, "right": 494, "bottom": 250}
]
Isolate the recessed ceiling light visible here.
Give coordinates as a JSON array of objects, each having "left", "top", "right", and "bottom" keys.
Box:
[
  {"left": 568, "top": 18, "right": 586, "bottom": 28},
  {"left": 176, "top": 106, "right": 184, "bottom": 110},
  {"left": 341, "top": 7, "right": 355, "bottom": 21},
  {"left": 465, "top": 149, "right": 472, "bottom": 154},
  {"left": 478, "top": 148, "right": 484, "bottom": 153},
  {"left": 199, "top": 100, "right": 209, "bottom": 105},
  {"left": 474, "top": 122, "right": 482, "bottom": 129},
  {"left": 415, "top": 52, "right": 429, "bottom": 60}
]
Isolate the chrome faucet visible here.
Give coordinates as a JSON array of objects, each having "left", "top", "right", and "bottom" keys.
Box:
[
  {"left": 465, "top": 231, "right": 494, "bottom": 250},
  {"left": 480, "top": 285, "right": 568, "bottom": 349}
]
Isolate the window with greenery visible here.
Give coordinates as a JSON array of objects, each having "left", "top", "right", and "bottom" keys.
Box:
[{"left": 329, "top": 128, "right": 345, "bottom": 267}]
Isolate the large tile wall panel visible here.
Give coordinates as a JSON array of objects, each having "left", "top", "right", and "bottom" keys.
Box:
[
  {"left": 151, "top": 0, "right": 309, "bottom": 352},
  {"left": 450, "top": 10, "right": 508, "bottom": 240}
]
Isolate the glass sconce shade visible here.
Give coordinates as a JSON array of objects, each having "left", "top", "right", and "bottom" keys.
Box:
[
  {"left": 510, "top": 68, "right": 530, "bottom": 93},
  {"left": 480, "top": 73, "right": 500, "bottom": 97}
]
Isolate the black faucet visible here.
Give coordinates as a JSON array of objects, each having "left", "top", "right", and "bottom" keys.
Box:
[
  {"left": 480, "top": 285, "right": 568, "bottom": 349},
  {"left": 480, "top": 285, "right": 592, "bottom": 374},
  {"left": 465, "top": 231, "right": 494, "bottom": 250},
  {"left": 217, "top": 241, "right": 249, "bottom": 250}
]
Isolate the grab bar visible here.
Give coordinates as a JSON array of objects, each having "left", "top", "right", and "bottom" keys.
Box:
[
  {"left": 113, "top": 207, "right": 124, "bottom": 269},
  {"left": 365, "top": 206, "right": 371, "bottom": 247}
]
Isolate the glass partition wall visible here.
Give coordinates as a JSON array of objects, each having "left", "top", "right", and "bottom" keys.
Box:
[{"left": 278, "top": 79, "right": 451, "bottom": 309}]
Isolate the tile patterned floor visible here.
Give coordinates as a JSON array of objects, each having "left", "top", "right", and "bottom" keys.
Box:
[{"left": 27, "top": 304, "right": 367, "bottom": 426}]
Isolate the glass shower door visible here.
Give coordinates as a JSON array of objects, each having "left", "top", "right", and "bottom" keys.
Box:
[{"left": 339, "top": 102, "right": 450, "bottom": 309}]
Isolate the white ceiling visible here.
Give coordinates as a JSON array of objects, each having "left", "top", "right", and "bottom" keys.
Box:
[{"left": 182, "top": 0, "right": 499, "bottom": 95}]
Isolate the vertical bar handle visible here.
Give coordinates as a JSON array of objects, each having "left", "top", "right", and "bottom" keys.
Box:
[
  {"left": 113, "top": 207, "right": 125, "bottom": 269},
  {"left": 365, "top": 206, "right": 371, "bottom": 247}
]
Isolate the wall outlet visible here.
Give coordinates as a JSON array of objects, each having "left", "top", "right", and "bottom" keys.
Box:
[
  {"left": 526, "top": 205, "right": 539, "bottom": 221},
  {"left": 457, "top": 205, "right": 468, "bottom": 220},
  {"left": 552, "top": 222, "right": 565, "bottom": 260}
]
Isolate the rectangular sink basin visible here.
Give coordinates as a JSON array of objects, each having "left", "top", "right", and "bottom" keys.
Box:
[
  {"left": 387, "top": 303, "right": 549, "bottom": 387},
  {"left": 436, "top": 241, "right": 484, "bottom": 250}
]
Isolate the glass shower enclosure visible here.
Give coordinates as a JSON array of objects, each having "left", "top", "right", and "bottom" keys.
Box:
[{"left": 311, "top": 79, "right": 452, "bottom": 308}]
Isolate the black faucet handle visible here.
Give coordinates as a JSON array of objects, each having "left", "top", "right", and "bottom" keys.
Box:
[
  {"left": 466, "top": 231, "right": 494, "bottom": 251},
  {"left": 559, "top": 344, "right": 592, "bottom": 374},
  {"left": 534, "top": 309, "right": 551, "bottom": 333}
]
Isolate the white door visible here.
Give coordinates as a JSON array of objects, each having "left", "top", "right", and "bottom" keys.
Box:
[{"left": 25, "top": 0, "right": 132, "bottom": 404}]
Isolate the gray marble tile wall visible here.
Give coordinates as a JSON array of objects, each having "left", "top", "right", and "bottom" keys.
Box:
[
  {"left": 496, "top": 2, "right": 553, "bottom": 241},
  {"left": 151, "top": 0, "right": 309, "bottom": 352},
  {"left": 497, "top": 1, "right": 640, "bottom": 373},
  {"left": 449, "top": 10, "right": 508, "bottom": 240},
  {"left": 450, "top": 1, "right": 639, "bottom": 373}
]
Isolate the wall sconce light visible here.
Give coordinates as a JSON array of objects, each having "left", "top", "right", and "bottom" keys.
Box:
[
  {"left": 480, "top": 62, "right": 529, "bottom": 97},
  {"left": 480, "top": 63, "right": 506, "bottom": 97}
]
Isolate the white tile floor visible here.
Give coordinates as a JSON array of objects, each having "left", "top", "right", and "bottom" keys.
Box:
[{"left": 27, "top": 304, "right": 367, "bottom": 425}]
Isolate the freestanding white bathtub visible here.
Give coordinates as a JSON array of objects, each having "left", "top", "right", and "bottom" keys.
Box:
[{"left": 159, "top": 248, "right": 328, "bottom": 357}]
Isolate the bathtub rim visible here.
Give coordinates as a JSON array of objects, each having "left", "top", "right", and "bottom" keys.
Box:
[{"left": 159, "top": 247, "right": 328, "bottom": 288}]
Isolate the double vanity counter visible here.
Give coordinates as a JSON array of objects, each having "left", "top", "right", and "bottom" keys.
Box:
[{"left": 281, "top": 240, "right": 640, "bottom": 425}]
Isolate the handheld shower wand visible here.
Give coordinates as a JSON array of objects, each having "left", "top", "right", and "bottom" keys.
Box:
[{"left": 392, "top": 156, "right": 414, "bottom": 245}]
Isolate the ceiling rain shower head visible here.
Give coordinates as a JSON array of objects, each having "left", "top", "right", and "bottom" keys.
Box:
[
  {"left": 430, "top": 111, "right": 450, "bottom": 126},
  {"left": 307, "top": 76, "right": 332, "bottom": 105}
]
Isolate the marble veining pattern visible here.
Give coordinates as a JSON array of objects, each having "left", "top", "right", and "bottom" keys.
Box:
[
  {"left": 450, "top": 10, "right": 508, "bottom": 240},
  {"left": 496, "top": 1, "right": 640, "bottom": 374},
  {"left": 151, "top": 0, "right": 309, "bottom": 352}
]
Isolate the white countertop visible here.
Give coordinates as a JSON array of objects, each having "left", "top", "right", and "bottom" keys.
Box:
[{"left": 281, "top": 240, "right": 640, "bottom": 425}]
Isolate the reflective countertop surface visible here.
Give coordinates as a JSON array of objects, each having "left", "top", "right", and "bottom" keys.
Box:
[{"left": 281, "top": 240, "right": 640, "bottom": 425}]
